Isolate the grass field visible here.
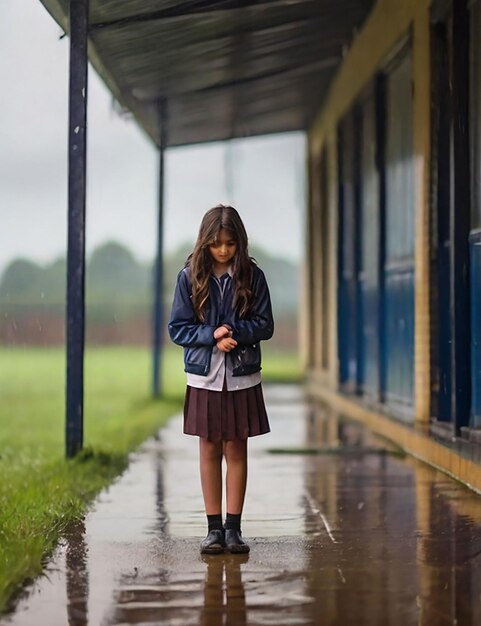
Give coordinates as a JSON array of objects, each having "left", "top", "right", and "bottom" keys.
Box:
[{"left": 0, "top": 345, "right": 301, "bottom": 613}]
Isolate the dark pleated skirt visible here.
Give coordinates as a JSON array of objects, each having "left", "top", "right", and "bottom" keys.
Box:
[{"left": 183, "top": 382, "right": 270, "bottom": 441}]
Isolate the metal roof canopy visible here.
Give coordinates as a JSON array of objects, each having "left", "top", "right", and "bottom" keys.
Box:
[{"left": 39, "top": 0, "right": 374, "bottom": 148}]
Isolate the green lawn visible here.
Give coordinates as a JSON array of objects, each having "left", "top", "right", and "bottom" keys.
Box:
[{"left": 0, "top": 345, "right": 301, "bottom": 614}]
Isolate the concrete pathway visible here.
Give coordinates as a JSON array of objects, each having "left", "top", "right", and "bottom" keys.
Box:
[{"left": 3, "top": 385, "right": 481, "bottom": 625}]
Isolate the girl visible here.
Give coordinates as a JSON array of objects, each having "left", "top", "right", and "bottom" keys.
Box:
[{"left": 168, "top": 205, "right": 274, "bottom": 554}]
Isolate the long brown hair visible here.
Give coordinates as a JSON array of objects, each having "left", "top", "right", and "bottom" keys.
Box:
[{"left": 187, "top": 205, "right": 253, "bottom": 321}]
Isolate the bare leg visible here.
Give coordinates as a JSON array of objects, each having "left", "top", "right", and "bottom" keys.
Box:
[
  {"left": 199, "top": 438, "right": 223, "bottom": 515},
  {"left": 224, "top": 439, "right": 248, "bottom": 515}
]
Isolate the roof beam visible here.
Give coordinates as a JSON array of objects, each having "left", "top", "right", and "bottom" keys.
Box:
[
  {"left": 197, "top": 56, "right": 339, "bottom": 93},
  {"left": 90, "top": 0, "right": 316, "bottom": 30},
  {"left": 89, "top": 0, "right": 347, "bottom": 31}
]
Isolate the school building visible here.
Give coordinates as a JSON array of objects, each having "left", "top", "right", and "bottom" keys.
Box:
[
  {"left": 36, "top": 0, "right": 481, "bottom": 491},
  {"left": 305, "top": 0, "right": 481, "bottom": 491}
]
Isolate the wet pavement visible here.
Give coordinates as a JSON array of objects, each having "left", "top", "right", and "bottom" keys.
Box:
[{"left": 3, "top": 385, "right": 481, "bottom": 625}]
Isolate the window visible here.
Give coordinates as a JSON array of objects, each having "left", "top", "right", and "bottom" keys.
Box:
[{"left": 385, "top": 52, "right": 415, "bottom": 262}]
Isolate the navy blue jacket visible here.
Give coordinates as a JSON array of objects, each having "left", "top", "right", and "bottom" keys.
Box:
[{"left": 168, "top": 263, "right": 274, "bottom": 376}]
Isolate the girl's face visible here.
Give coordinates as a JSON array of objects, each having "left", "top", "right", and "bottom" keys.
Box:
[{"left": 209, "top": 228, "right": 237, "bottom": 268}]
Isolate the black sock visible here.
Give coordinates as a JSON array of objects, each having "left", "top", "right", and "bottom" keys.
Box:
[
  {"left": 207, "top": 514, "right": 223, "bottom": 532},
  {"left": 225, "top": 512, "right": 241, "bottom": 532}
]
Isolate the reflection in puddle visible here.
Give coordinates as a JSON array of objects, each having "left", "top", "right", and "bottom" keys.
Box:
[
  {"left": 65, "top": 519, "right": 88, "bottom": 626},
  {"left": 110, "top": 555, "right": 250, "bottom": 626},
  {"left": 199, "top": 555, "right": 248, "bottom": 626},
  {"left": 304, "top": 402, "right": 481, "bottom": 626}
]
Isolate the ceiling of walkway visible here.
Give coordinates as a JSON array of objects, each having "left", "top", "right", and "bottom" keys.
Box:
[{"left": 39, "top": 0, "right": 375, "bottom": 147}]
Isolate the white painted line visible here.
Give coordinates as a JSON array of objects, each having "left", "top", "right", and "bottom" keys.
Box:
[{"left": 304, "top": 490, "right": 338, "bottom": 544}]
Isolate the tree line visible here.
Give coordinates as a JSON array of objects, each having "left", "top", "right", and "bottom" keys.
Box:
[{"left": 0, "top": 241, "right": 299, "bottom": 320}]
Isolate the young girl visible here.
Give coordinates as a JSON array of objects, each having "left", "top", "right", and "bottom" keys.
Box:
[{"left": 168, "top": 205, "right": 274, "bottom": 554}]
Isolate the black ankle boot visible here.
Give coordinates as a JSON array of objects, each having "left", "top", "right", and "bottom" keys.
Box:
[
  {"left": 225, "top": 528, "right": 250, "bottom": 553},
  {"left": 200, "top": 529, "right": 226, "bottom": 554}
]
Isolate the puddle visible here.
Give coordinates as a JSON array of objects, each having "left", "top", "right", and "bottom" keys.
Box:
[{"left": 3, "top": 385, "right": 481, "bottom": 625}]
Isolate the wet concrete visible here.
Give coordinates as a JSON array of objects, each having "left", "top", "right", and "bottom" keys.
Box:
[{"left": 3, "top": 385, "right": 481, "bottom": 625}]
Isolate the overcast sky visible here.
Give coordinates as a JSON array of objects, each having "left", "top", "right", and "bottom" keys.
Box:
[{"left": 0, "top": 0, "right": 306, "bottom": 276}]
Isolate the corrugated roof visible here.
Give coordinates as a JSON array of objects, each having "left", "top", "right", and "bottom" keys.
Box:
[{"left": 38, "top": 0, "right": 375, "bottom": 147}]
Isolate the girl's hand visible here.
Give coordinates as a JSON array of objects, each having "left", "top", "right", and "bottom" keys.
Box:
[
  {"left": 214, "top": 325, "right": 230, "bottom": 340},
  {"left": 217, "top": 337, "right": 238, "bottom": 352}
]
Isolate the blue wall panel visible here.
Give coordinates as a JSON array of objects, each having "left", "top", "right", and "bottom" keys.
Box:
[
  {"left": 383, "top": 50, "right": 415, "bottom": 416},
  {"left": 359, "top": 94, "right": 380, "bottom": 399},
  {"left": 470, "top": 3, "right": 481, "bottom": 429},
  {"left": 340, "top": 218, "right": 359, "bottom": 387},
  {"left": 471, "top": 231, "right": 481, "bottom": 427},
  {"left": 384, "top": 266, "right": 415, "bottom": 413},
  {"left": 338, "top": 114, "right": 360, "bottom": 391},
  {"left": 360, "top": 280, "right": 379, "bottom": 396}
]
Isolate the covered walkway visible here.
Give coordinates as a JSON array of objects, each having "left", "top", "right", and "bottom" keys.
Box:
[{"left": 4, "top": 386, "right": 481, "bottom": 625}]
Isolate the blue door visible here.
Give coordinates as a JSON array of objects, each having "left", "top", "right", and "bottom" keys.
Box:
[
  {"left": 338, "top": 112, "right": 361, "bottom": 392},
  {"left": 430, "top": 3, "right": 470, "bottom": 432},
  {"left": 382, "top": 52, "right": 415, "bottom": 416},
  {"left": 432, "top": 17, "right": 453, "bottom": 423},
  {"left": 470, "top": 2, "right": 481, "bottom": 427},
  {"left": 471, "top": 231, "right": 481, "bottom": 426},
  {"left": 358, "top": 92, "right": 380, "bottom": 399}
]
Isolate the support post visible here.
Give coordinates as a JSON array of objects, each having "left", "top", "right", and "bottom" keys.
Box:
[
  {"left": 66, "top": 0, "right": 89, "bottom": 458},
  {"left": 152, "top": 99, "right": 167, "bottom": 397}
]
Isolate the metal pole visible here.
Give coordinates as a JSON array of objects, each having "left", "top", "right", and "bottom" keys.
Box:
[
  {"left": 66, "top": 0, "right": 89, "bottom": 457},
  {"left": 152, "top": 99, "right": 167, "bottom": 397}
]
